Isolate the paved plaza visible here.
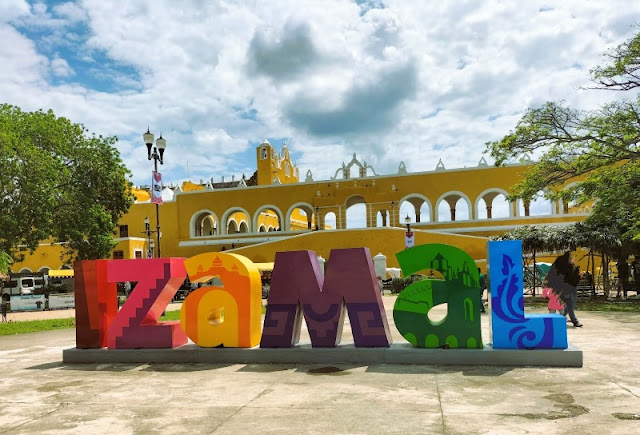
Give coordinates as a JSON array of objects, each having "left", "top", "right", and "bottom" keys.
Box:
[{"left": 0, "top": 300, "right": 639, "bottom": 434}]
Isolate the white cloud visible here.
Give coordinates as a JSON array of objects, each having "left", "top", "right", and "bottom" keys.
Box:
[
  {"left": 0, "top": 0, "right": 30, "bottom": 21},
  {"left": 50, "top": 54, "right": 74, "bottom": 77},
  {"left": 52, "top": 1, "right": 87, "bottom": 22},
  {"left": 1, "top": 0, "right": 639, "bottom": 188}
]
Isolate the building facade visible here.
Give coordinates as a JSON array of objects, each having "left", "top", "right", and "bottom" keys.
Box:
[{"left": 11, "top": 140, "right": 588, "bottom": 273}]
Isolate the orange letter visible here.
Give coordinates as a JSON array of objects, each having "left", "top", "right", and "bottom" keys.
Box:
[{"left": 182, "top": 252, "right": 261, "bottom": 347}]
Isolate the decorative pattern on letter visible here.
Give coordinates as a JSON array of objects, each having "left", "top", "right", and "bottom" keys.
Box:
[
  {"left": 107, "top": 258, "right": 188, "bottom": 349},
  {"left": 182, "top": 252, "right": 262, "bottom": 348},
  {"left": 394, "top": 244, "right": 483, "bottom": 348},
  {"left": 488, "top": 240, "right": 568, "bottom": 349},
  {"left": 261, "top": 248, "right": 391, "bottom": 348}
]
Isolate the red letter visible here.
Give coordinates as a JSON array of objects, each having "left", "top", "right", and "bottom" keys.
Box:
[
  {"left": 74, "top": 260, "right": 117, "bottom": 348},
  {"left": 107, "top": 258, "right": 187, "bottom": 349}
]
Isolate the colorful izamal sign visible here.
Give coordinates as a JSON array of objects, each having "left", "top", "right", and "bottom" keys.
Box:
[{"left": 73, "top": 241, "right": 568, "bottom": 351}]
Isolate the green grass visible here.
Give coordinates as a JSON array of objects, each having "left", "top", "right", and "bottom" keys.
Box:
[
  {"left": 159, "top": 310, "right": 181, "bottom": 321},
  {"left": 159, "top": 305, "right": 267, "bottom": 321},
  {"left": 0, "top": 310, "right": 184, "bottom": 336},
  {"left": 0, "top": 317, "right": 76, "bottom": 336}
]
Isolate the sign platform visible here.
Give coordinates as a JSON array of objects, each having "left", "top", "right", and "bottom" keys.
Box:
[{"left": 63, "top": 343, "right": 583, "bottom": 367}]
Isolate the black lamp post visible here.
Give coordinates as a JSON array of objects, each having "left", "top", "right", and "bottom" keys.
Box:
[
  {"left": 404, "top": 214, "right": 415, "bottom": 249},
  {"left": 143, "top": 128, "right": 167, "bottom": 258},
  {"left": 142, "top": 216, "right": 156, "bottom": 258}
]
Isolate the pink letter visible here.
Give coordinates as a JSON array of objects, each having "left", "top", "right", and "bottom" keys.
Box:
[{"left": 107, "top": 258, "right": 188, "bottom": 349}]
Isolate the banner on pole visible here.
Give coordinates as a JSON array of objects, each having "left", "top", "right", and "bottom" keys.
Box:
[
  {"left": 151, "top": 171, "right": 163, "bottom": 205},
  {"left": 404, "top": 231, "right": 415, "bottom": 249}
]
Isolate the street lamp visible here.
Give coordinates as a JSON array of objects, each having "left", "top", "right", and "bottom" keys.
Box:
[
  {"left": 404, "top": 214, "right": 414, "bottom": 249},
  {"left": 143, "top": 128, "right": 167, "bottom": 257},
  {"left": 142, "top": 216, "right": 156, "bottom": 258}
]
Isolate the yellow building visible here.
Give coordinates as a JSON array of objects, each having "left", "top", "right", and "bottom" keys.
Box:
[{"left": 11, "top": 140, "right": 589, "bottom": 273}]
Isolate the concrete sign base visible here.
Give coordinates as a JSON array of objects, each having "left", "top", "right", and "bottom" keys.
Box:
[{"left": 63, "top": 342, "right": 582, "bottom": 367}]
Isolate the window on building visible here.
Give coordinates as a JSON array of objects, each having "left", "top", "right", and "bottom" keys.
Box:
[
  {"left": 134, "top": 250, "right": 143, "bottom": 259},
  {"left": 113, "top": 250, "right": 124, "bottom": 260},
  {"left": 119, "top": 225, "right": 129, "bottom": 238},
  {"left": 260, "top": 147, "right": 268, "bottom": 160}
]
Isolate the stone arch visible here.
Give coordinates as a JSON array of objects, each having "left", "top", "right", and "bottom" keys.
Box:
[
  {"left": 227, "top": 219, "right": 239, "bottom": 234},
  {"left": 285, "top": 202, "right": 314, "bottom": 231},
  {"left": 252, "top": 204, "right": 284, "bottom": 233},
  {"left": 259, "top": 225, "right": 267, "bottom": 232},
  {"left": 221, "top": 207, "right": 251, "bottom": 235},
  {"left": 345, "top": 195, "right": 366, "bottom": 228},
  {"left": 376, "top": 209, "right": 390, "bottom": 227},
  {"left": 189, "top": 209, "right": 219, "bottom": 238},
  {"left": 19, "top": 267, "right": 32, "bottom": 273},
  {"left": 399, "top": 193, "right": 433, "bottom": 223},
  {"left": 435, "top": 191, "right": 473, "bottom": 222},
  {"left": 239, "top": 221, "right": 249, "bottom": 233},
  {"left": 345, "top": 194, "right": 366, "bottom": 209},
  {"left": 324, "top": 211, "right": 337, "bottom": 230},
  {"left": 474, "top": 188, "right": 512, "bottom": 219},
  {"left": 516, "top": 190, "right": 554, "bottom": 217}
]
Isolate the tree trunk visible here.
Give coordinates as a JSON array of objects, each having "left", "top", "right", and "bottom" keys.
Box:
[
  {"left": 532, "top": 249, "right": 537, "bottom": 297},
  {"left": 602, "top": 251, "right": 610, "bottom": 298},
  {"left": 590, "top": 248, "right": 596, "bottom": 298}
]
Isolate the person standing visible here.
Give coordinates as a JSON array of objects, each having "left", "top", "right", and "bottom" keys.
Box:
[
  {"left": 1, "top": 301, "right": 7, "bottom": 322},
  {"left": 478, "top": 268, "right": 486, "bottom": 313},
  {"left": 563, "top": 255, "right": 582, "bottom": 327},
  {"left": 548, "top": 251, "right": 583, "bottom": 327}
]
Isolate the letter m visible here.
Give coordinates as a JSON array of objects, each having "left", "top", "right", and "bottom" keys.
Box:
[{"left": 261, "top": 248, "right": 392, "bottom": 348}]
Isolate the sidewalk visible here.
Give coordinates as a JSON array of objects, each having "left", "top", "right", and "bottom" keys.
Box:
[{"left": 0, "top": 298, "right": 639, "bottom": 433}]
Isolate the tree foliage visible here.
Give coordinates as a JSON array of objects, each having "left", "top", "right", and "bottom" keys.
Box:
[
  {"left": 590, "top": 31, "right": 640, "bottom": 91},
  {"left": 0, "top": 104, "right": 134, "bottom": 263},
  {"left": 493, "top": 223, "right": 632, "bottom": 296},
  {"left": 485, "top": 28, "right": 640, "bottom": 241},
  {"left": 0, "top": 251, "right": 10, "bottom": 274}
]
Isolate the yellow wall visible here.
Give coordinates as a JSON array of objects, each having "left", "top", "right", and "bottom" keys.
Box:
[
  {"left": 11, "top": 145, "right": 592, "bottom": 272},
  {"left": 256, "top": 140, "right": 299, "bottom": 185},
  {"left": 231, "top": 228, "right": 489, "bottom": 271}
]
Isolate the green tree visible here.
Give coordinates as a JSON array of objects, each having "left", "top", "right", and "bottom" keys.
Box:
[
  {"left": 0, "top": 104, "right": 134, "bottom": 264},
  {"left": 486, "top": 29, "right": 640, "bottom": 242},
  {"left": 0, "top": 251, "right": 10, "bottom": 275}
]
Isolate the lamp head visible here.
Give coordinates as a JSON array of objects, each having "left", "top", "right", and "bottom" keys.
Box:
[
  {"left": 156, "top": 134, "right": 166, "bottom": 164},
  {"left": 405, "top": 214, "right": 411, "bottom": 225},
  {"left": 144, "top": 128, "right": 154, "bottom": 159}
]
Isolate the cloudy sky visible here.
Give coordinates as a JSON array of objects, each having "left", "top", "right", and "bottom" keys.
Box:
[{"left": 2, "top": 0, "right": 639, "bottom": 189}]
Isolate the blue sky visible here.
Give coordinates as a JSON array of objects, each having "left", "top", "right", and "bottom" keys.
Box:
[{"left": 1, "top": 0, "right": 639, "bottom": 204}]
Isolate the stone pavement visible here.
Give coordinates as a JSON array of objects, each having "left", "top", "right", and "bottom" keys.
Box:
[{"left": 1, "top": 300, "right": 639, "bottom": 434}]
